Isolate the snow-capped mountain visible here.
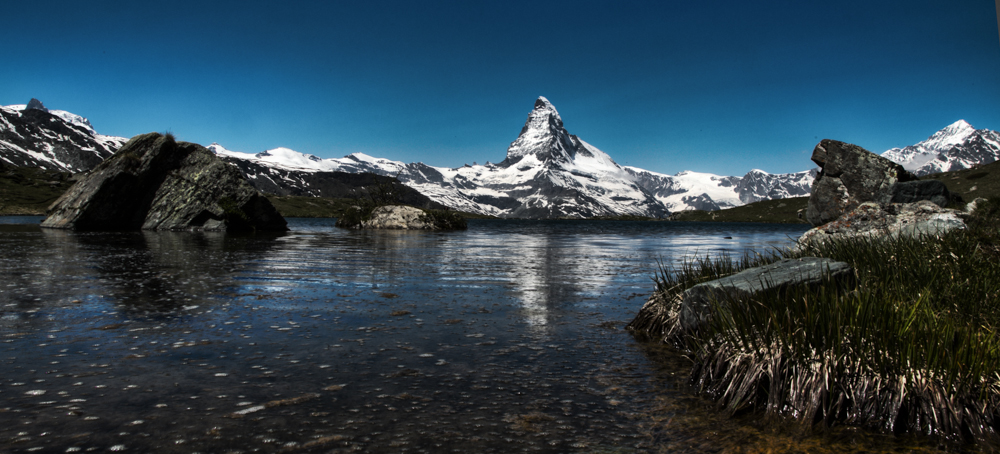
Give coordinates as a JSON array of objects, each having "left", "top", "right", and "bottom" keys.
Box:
[
  {"left": 881, "top": 120, "right": 1000, "bottom": 176},
  {"left": 210, "top": 97, "right": 816, "bottom": 218},
  {"left": 213, "top": 97, "right": 672, "bottom": 218},
  {"left": 1, "top": 97, "right": 816, "bottom": 218},
  {"left": 622, "top": 167, "right": 816, "bottom": 212},
  {"left": 0, "top": 99, "right": 126, "bottom": 172}
]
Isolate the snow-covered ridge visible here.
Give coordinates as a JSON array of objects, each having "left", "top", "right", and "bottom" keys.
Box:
[
  {"left": 0, "top": 103, "right": 126, "bottom": 172},
  {"left": 4, "top": 104, "right": 99, "bottom": 135},
  {"left": 881, "top": 120, "right": 1000, "bottom": 176}
]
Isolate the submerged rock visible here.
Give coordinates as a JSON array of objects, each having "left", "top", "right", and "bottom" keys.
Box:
[
  {"left": 41, "top": 132, "right": 287, "bottom": 232},
  {"left": 806, "top": 140, "right": 916, "bottom": 226},
  {"left": 798, "top": 200, "right": 966, "bottom": 245},
  {"left": 679, "top": 257, "right": 852, "bottom": 333}
]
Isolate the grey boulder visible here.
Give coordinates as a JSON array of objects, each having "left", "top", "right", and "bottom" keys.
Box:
[{"left": 806, "top": 140, "right": 916, "bottom": 226}]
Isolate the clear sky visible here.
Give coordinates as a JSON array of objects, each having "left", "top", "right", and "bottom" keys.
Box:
[{"left": 2, "top": 1, "right": 998, "bottom": 176}]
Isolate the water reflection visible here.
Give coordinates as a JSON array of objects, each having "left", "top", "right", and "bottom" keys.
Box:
[{"left": 0, "top": 218, "right": 847, "bottom": 453}]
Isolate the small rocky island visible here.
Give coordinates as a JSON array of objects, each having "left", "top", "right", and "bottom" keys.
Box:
[
  {"left": 335, "top": 204, "right": 467, "bottom": 230},
  {"left": 41, "top": 132, "right": 287, "bottom": 232}
]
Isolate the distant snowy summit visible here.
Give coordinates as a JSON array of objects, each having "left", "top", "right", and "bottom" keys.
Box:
[
  {"left": 881, "top": 120, "right": 1000, "bottom": 176},
  {"left": 211, "top": 97, "right": 815, "bottom": 217}
]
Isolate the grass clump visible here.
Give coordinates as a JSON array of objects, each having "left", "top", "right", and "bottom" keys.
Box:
[{"left": 632, "top": 197, "right": 1000, "bottom": 445}]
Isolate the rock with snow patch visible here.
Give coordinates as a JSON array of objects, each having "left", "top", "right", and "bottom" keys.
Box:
[
  {"left": 41, "top": 132, "right": 287, "bottom": 232},
  {"left": 806, "top": 139, "right": 916, "bottom": 227}
]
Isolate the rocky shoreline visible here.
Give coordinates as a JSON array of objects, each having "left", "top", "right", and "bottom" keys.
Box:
[{"left": 628, "top": 138, "right": 1000, "bottom": 446}]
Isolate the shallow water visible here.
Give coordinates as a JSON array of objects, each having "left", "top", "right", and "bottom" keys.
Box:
[{"left": 0, "top": 218, "right": 967, "bottom": 453}]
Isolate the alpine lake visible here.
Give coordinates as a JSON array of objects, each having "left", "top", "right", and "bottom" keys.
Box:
[{"left": 0, "top": 217, "right": 972, "bottom": 453}]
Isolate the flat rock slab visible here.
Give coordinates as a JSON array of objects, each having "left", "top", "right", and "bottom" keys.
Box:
[{"left": 679, "top": 257, "right": 852, "bottom": 332}]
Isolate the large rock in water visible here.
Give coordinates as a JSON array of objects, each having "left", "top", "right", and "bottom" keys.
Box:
[
  {"left": 41, "top": 133, "right": 287, "bottom": 232},
  {"left": 806, "top": 140, "right": 917, "bottom": 226}
]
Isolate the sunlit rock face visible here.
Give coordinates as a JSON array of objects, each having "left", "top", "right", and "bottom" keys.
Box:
[
  {"left": 41, "top": 132, "right": 287, "bottom": 232},
  {"left": 806, "top": 139, "right": 916, "bottom": 227}
]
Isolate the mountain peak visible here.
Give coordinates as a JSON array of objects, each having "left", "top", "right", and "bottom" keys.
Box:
[
  {"left": 526, "top": 96, "right": 563, "bottom": 129},
  {"left": 534, "top": 96, "right": 556, "bottom": 111},
  {"left": 921, "top": 119, "right": 976, "bottom": 150},
  {"left": 501, "top": 97, "right": 572, "bottom": 166},
  {"left": 25, "top": 98, "right": 47, "bottom": 112}
]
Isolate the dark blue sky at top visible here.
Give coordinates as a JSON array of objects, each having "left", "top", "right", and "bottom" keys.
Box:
[{"left": 2, "top": 1, "right": 998, "bottom": 175}]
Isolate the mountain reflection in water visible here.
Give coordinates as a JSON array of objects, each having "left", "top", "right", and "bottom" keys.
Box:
[{"left": 0, "top": 218, "right": 950, "bottom": 453}]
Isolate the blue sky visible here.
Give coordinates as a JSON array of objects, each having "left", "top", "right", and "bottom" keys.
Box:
[{"left": 2, "top": 1, "right": 998, "bottom": 176}]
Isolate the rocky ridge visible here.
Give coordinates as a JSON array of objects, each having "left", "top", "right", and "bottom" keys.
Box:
[{"left": 0, "top": 103, "right": 125, "bottom": 172}]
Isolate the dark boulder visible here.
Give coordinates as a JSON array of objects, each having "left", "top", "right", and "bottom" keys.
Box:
[
  {"left": 679, "top": 257, "right": 852, "bottom": 333},
  {"left": 889, "top": 179, "right": 953, "bottom": 207},
  {"left": 806, "top": 139, "right": 916, "bottom": 226},
  {"left": 41, "top": 133, "right": 287, "bottom": 232}
]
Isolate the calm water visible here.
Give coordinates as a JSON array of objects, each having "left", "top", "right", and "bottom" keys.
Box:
[{"left": 0, "top": 218, "right": 961, "bottom": 453}]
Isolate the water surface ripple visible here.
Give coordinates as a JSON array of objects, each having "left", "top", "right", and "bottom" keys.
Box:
[{"left": 3, "top": 217, "right": 935, "bottom": 453}]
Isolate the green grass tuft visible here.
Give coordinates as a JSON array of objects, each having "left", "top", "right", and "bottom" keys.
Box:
[{"left": 634, "top": 196, "right": 1000, "bottom": 445}]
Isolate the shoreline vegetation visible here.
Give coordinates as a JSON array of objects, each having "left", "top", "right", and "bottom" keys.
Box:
[{"left": 628, "top": 196, "right": 1000, "bottom": 447}]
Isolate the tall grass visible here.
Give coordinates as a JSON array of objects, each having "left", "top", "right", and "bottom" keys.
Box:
[{"left": 637, "top": 197, "right": 1000, "bottom": 444}]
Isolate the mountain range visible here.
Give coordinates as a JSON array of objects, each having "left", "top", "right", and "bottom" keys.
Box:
[
  {"left": 2, "top": 97, "right": 995, "bottom": 218},
  {"left": 208, "top": 97, "right": 815, "bottom": 218},
  {"left": 881, "top": 120, "right": 1000, "bottom": 176}
]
